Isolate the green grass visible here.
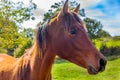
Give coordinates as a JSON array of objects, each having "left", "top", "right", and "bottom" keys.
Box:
[{"left": 52, "top": 58, "right": 120, "bottom": 80}]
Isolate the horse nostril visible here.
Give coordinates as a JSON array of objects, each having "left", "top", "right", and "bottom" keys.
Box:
[
  {"left": 99, "top": 58, "right": 107, "bottom": 72},
  {"left": 99, "top": 58, "right": 107, "bottom": 67}
]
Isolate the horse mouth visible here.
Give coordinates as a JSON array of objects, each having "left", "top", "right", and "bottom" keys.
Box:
[{"left": 87, "top": 66, "right": 105, "bottom": 75}]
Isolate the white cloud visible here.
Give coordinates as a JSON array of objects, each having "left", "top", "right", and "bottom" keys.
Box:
[
  {"left": 77, "top": 0, "right": 102, "bottom": 8},
  {"left": 106, "top": 28, "right": 120, "bottom": 36},
  {"left": 33, "top": 0, "right": 60, "bottom": 11},
  {"left": 98, "top": 14, "right": 120, "bottom": 36},
  {"left": 33, "top": 8, "right": 45, "bottom": 17},
  {"left": 90, "top": 14, "right": 120, "bottom": 36},
  {"left": 85, "top": 9, "right": 105, "bottom": 18},
  {"left": 21, "top": 18, "right": 40, "bottom": 29}
]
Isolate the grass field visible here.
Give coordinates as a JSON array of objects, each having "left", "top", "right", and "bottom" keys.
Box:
[{"left": 52, "top": 58, "right": 120, "bottom": 80}]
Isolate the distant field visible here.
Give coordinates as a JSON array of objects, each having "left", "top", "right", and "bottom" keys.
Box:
[{"left": 52, "top": 58, "right": 120, "bottom": 80}]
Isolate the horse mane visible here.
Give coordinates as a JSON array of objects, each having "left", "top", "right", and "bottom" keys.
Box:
[
  {"left": 12, "top": 57, "right": 31, "bottom": 80},
  {"left": 35, "top": 24, "right": 48, "bottom": 57},
  {"left": 10, "top": 24, "right": 49, "bottom": 79}
]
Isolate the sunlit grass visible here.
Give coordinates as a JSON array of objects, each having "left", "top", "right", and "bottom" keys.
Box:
[
  {"left": 52, "top": 58, "right": 120, "bottom": 80},
  {"left": 106, "top": 41, "right": 120, "bottom": 47},
  {"left": 93, "top": 38, "right": 120, "bottom": 49}
]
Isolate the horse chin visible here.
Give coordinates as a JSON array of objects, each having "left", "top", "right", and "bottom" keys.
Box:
[
  {"left": 87, "top": 66, "right": 99, "bottom": 75},
  {"left": 87, "top": 64, "right": 106, "bottom": 75}
]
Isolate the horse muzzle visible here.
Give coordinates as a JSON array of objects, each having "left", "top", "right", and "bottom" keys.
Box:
[{"left": 88, "top": 58, "right": 107, "bottom": 75}]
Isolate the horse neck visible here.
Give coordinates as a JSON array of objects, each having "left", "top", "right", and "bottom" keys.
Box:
[{"left": 30, "top": 42, "right": 56, "bottom": 80}]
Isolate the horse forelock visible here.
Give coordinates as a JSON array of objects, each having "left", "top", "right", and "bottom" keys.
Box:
[{"left": 63, "top": 12, "right": 87, "bottom": 32}]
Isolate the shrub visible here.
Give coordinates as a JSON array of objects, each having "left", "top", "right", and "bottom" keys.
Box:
[{"left": 100, "top": 44, "right": 120, "bottom": 56}]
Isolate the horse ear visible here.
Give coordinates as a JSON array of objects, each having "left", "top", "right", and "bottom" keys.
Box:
[
  {"left": 62, "top": 0, "right": 69, "bottom": 14},
  {"left": 58, "top": 0, "right": 69, "bottom": 18},
  {"left": 73, "top": 4, "right": 80, "bottom": 13}
]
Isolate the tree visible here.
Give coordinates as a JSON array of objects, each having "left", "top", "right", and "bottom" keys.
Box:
[
  {"left": 24, "top": 28, "right": 35, "bottom": 39},
  {"left": 0, "top": 0, "right": 36, "bottom": 23},
  {"left": 14, "top": 28, "right": 34, "bottom": 57},
  {"left": 0, "top": 0, "right": 36, "bottom": 55},
  {"left": 97, "top": 30, "right": 111, "bottom": 38},
  {"left": 84, "top": 17, "right": 111, "bottom": 39},
  {"left": 0, "top": 13, "right": 20, "bottom": 55}
]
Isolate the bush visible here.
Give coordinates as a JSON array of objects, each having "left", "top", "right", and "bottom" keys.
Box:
[
  {"left": 100, "top": 44, "right": 120, "bottom": 56},
  {"left": 14, "top": 39, "right": 33, "bottom": 57}
]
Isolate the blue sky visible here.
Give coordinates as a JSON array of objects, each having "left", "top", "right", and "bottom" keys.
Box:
[
  {"left": 85, "top": 0, "right": 120, "bottom": 36},
  {"left": 13, "top": 0, "right": 120, "bottom": 36}
]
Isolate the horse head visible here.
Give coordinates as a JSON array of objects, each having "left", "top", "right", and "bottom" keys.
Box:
[{"left": 47, "top": 0, "right": 107, "bottom": 75}]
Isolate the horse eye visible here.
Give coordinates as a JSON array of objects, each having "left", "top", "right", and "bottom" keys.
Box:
[{"left": 70, "top": 28, "right": 77, "bottom": 35}]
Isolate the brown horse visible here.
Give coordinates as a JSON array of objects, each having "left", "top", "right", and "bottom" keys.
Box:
[{"left": 0, "top": 0, "right": 107, "bottom": 80}]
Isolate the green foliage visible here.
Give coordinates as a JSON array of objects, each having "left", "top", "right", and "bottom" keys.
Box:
[
  {"left": 24, "top": 28, "right": 35, "bottom": 39},
  {"left": 52, "top": 58, "right": 120, "bottom": 80},
  {"left": 14, "top": 28, "right": 34, "bottom": 57},
  {"left": 84, "top": 17, "right": 111, "bottom": 39},
  {"left": 0, "top": 13, "right": 20, "bottom": 55},
  {"left": 100, "top": 44, "right": 120, "bottom": 56},
  {"left": 113, "top": 36, "right": 120, "bottom": 40},
  {"left": 94, "top": 37, "right": 120, "bottom": 48},
  {"left": 93, "top": 36, "right": 120, "bottom": 57},
  {"left": 0, "top": 0, "right": 36, "bottom": 56},
  {"left": 14, "top": 38, "right": 33, "bottom": 57}
]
